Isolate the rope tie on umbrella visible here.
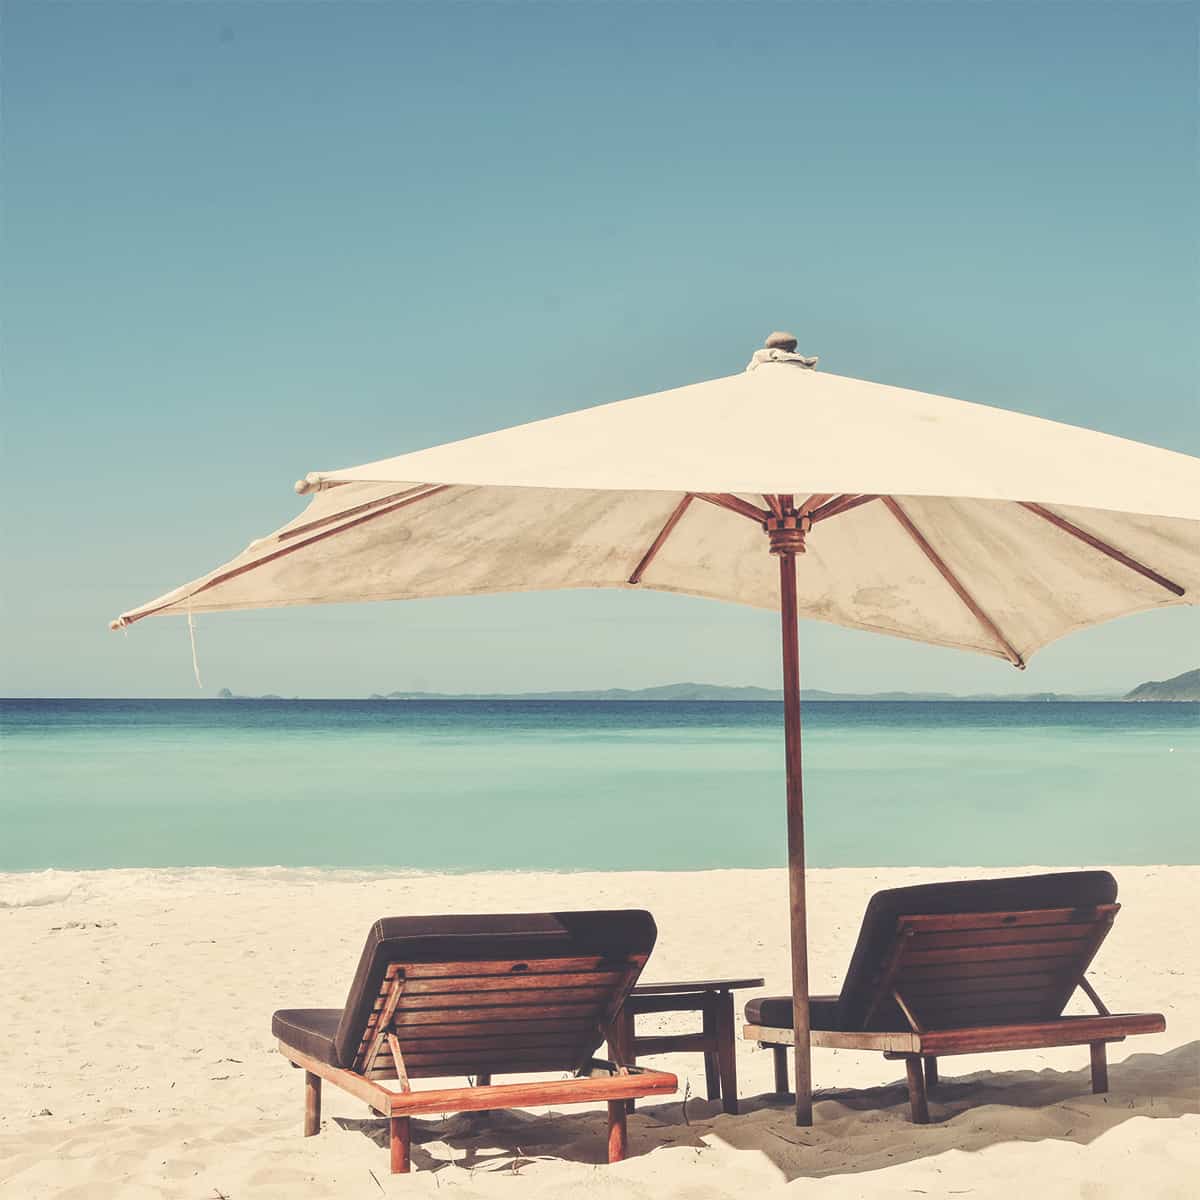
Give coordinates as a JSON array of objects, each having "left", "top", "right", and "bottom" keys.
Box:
[
  {"left": 746, "top": 331, "right": 818, "bottom": 373},
  {"left": 187, "top": 600, "right": 203, "bottom": 689}
]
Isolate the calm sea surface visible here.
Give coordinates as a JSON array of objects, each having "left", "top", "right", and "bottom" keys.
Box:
[{"left": 1, "top": 699, "right": 1196, "bottom": 872}]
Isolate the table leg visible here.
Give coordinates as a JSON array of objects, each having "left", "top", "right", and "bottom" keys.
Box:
[
  {"left": 702, "top": 995, "right": 721, "bottom": 1101},
  {"left": 714, "top": 990, "right": 739, "bottom": 1114}
]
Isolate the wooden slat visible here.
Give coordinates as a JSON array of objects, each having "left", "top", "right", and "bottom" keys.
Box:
[
  {"left": 631, "top": 977, "right": 765, "bottom": 996},
  {"left": 392, "top": 955, "right": 637, "bottom": 980},
  {"left": 279, "top": 1042, "right": 399, "bottom": 1110},
  {"left": 394, "top": 987, "right": 610, "bottom": 1010},
  {"left": 395, "top": 1033, "right": 583, "bottom": 1054},
  {"left": 898, "top": 958, "right": 1078, "bottom": 982},
  {"left": 911, "top": 997, "right": 1052, "bottom": 1021},
  {"left": 744, "top": 1023, "right": 920, "bottom": 1055},
  {"left": 384, "top": 1065, "right": 677, "bottom": 1116},
  {"left": 908, "top": 924, "right": 1096, "bottom": 951},
  {"left": 403, "top": 971, "right": 624, "bottom": 996},
  {"left": 900, "top": 972, "right": 1062, "bottom": 997},
  {"left": 402, "top": 1047, "right": 577, "bottom": 1068},
  {"left": 902, "top": 941, "right": 1087, "bottom": 967},
  {"left": 394, "top": 1003, "right": 603, "bottom": 1026},
  {"left": 629, "top": 1033, "right": 714, "bottom": 1056},
  {"left": 898, "top": 905, "right": 1117, "bottom": 934},
  {"left": 624, "top": 992, "right": 723, "bottom": 1016},
  {"left": 920, "top": 1013, "right": 1165, "bottom": 1056},
  {"left": 384, "top": 1017, "right": 596, "bottom": 1039}
]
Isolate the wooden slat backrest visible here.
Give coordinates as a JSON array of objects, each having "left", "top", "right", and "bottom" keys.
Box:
[
  {"left": 865, "top": 904, "right": 1119, "bottom": 1031},
  {"left": 354, "top": 953, "right": 647, "bottom": 1079}
]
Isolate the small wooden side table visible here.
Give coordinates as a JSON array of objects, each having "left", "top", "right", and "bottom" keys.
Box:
[{"left": 607, "top": 977, "right": 765, "bottom": 1114}]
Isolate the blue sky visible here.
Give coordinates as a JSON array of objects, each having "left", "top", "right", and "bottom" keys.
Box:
[{"left": 2, "top": 0, "right": 1196, "bottom": 698}]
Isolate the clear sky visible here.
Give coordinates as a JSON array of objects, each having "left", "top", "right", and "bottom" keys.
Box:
[{"left": 2, "top": 1, "right": 1197, "bottom": 698}]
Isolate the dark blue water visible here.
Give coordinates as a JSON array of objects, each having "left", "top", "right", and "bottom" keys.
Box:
[{"left": 1, "top": 699, "right": 1196, "bottom": 870}]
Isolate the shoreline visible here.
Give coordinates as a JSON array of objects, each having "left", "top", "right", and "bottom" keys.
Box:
[{"left": 3, "top": 859, "right": 1195, "bottom": 891}]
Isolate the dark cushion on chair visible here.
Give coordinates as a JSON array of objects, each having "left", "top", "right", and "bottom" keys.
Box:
[
  {"left": 272, "top": 1008, "right": 342, "bottom": 1066},
  {"left": 838, "top": 870, "right": 1118, "bottom": 1030},
  {"left": 332, "top": 910, "right": 657, "bottom": 1069},
  {"left": 745, "top": 994, "right": 841, "bottom": 1031}
]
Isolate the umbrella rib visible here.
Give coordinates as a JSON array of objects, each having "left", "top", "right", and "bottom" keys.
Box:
[
  {"left": 694, "top": 493, "right": 772, "bottom": 523},
  {"left": 628, "top": 494, "right": 694, "bottom": 585},
  {"left": 798, "top": 494, "right": 833, "bottom": 516},
  {"left": 1018, "top": 502, "right": 1185, "bottom": 596},
  {"left": 809, "top": 494, "right": 879, "bottom": 524},
  {"left": 279, "top": 484, "right": 444, "bottom": 541},
  {"left": 882, "top": 497, "right": 1026, "bottom": 668},
  {"left": 112, "top": 484, "right": 452, "bottom": 628}
]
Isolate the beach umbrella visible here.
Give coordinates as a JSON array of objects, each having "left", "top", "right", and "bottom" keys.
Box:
[{"left": 110, "top": 333, "right": 1200, "bottom": 1124}]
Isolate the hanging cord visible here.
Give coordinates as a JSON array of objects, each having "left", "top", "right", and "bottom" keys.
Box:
[{"left": 186, "top": 601, "right": 203, "bottom": 689}]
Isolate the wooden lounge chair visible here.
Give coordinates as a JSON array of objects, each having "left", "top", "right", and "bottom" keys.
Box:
[
  {"left": 743, "top": 871, "right": 1165, "bottom": 1123},
  {"left": 272, "top": 910, "right": 677, "bottom": 1173}
]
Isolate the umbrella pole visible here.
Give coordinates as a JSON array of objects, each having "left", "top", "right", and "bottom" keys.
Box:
[{"left": 778, "top": 546, "right": 813, "bottom": 1126}]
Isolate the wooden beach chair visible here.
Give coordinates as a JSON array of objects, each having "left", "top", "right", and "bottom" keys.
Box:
[
  {"left": 743, "top": 871, "right": 1165, "bottom": 1123},
  {"left": 272, "top": 910, "right": 677, "bottom": 1173}
]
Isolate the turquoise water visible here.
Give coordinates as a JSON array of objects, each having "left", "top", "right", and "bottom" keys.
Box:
[{"left": 0, "top": 699, "right": 1196, "bottom": 871}]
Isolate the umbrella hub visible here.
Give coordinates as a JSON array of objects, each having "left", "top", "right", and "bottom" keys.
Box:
[
  {"left": 766, "top": 510, "right": 809, "bottom": 555},
  {"left": 747, "top": 331, "right": 819, "bottom": 373}
]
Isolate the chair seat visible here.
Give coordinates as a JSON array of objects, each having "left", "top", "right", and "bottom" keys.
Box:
[
  {"left": 273, "top": 1008, "right": 341, "bottom": 1066},
  {"left": 745, "top": 994, "right": 841, "bottom": 1031}
]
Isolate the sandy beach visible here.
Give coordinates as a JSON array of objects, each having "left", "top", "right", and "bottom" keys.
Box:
[{"left": 1, "top": 864, "right": 1196, "bottom": 1198}]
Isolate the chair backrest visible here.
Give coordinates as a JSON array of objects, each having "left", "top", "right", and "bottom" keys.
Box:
[
  {"left": 876, "top": 903, "right": 1119, "bottom": 1031},
  {"left": 333, "top": 911, "right": 656, "bottom": 1077},
  {"left": 837, "top": 871, "right": 1119, "bottom": 1032}
]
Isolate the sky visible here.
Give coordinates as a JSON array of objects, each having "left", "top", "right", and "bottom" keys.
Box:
[{"left": 2, "top": 0, "right": 1197, "bottom": 699}]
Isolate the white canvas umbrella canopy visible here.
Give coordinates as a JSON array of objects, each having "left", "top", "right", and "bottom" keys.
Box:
[{"left": 112, "top": 334, "right": 1200, "bottom": 1123}]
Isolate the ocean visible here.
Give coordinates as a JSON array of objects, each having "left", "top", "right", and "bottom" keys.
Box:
[{"left": 0, "top": 699, "right": 1196, "bottom": 872}]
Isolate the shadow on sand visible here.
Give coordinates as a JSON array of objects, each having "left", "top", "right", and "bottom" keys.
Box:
[{"left": 333, "top": 1041, "right": 1199, "bottom": 1179}]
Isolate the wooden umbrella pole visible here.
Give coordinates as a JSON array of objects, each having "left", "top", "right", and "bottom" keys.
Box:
[{"left": 768, "top": 504, "right": 814, "bottom": 1126}]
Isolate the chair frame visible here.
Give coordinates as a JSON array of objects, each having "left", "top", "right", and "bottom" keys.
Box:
[
  {"left": 280, "top": 953, "right": 677, "bottom": 1172},
  {"left": 744, "top": 904, "right": 1165, "bottom": 1123}
]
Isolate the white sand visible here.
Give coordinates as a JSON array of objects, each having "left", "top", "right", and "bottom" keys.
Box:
[{"left": 0, "top": 865, "right": 1196, "bottom": 1198}]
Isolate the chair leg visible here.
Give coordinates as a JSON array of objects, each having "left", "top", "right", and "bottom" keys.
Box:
[
  {"left": 473, "top": 1072, "right": 493, "bottom": 1118},
  {"left": 303, "top": 1071, "right": 321, "bottom": 1136},
  {"left": 389, "top": 1115, "right": 411, "bottom": 1174},
  {"left": 772, "top": 1044, "right": 791, "bottom": 1095},
  {"left": 606, "top": 1099, "right": 628, "bottom": 1163},
  {"left": 607, "top": 1006, "right": 638, "bottom": 1113},
  {"left": 714, "top": 990, "right": 739, "bottom": 1114},
  {"left": 924, "top": 1056, "right": 938, "bottom": 1089},
  {"left": 1090, "top": 1041, "right": 1109, "bottom": 1094},
  {"left": 904, "top": 1056, "right": 930, "bottom": 1124}
]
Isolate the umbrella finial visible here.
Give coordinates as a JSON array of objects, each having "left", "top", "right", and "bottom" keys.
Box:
[{"left": 747, "top": 333, "right": 819, "bottom": 373}]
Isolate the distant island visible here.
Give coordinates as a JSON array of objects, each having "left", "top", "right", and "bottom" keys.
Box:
[
  {"left": 214, "top": 687, "right": 296, "bottom": 701},
  {"left": 366, "top": 680, "right": 1129, "bottom": 702},
  {"left": 213, "top": 669, "right": 1198, "bottom": 703},
  {"left": 1123, "top": 668, "right": 1200, "bottom": 702}
]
